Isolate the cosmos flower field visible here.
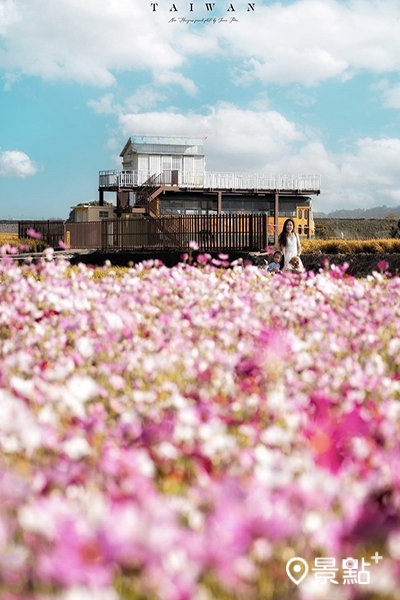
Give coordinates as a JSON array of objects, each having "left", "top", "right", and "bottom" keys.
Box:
[{"left": 1, "top": 247, "right": 400, "bottom": 600}]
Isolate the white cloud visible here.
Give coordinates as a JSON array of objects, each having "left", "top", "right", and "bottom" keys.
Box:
[
  {"left": 0, "top": 150, "right": 37, "bottom": 178},
  {"left": 2, "top": 71, "right": 19, "bottom": 91},
  {"left": 124, "top": 86, "right": 168, "bottom": 112},
  {"left": 270, "top": 137, "right": 400, "bottom": 211},
  {"left": 0, "top": 0, "right": 186, "bottom": 87},
  {"left": 247, "top": 92, "right": 271, "bottom": 111},
  {"left": 88, "top": 93, "right": 117, "bottom": 115},
  {"left": 153, "top": 71, "right": 197, "bottom": 95},
  {"left": 381, "top": 84, "right": 400, "bottom": 109},
  {"left": 88, "top": 86, "right": 170, "bottom": 117},
  {"left": 336, "top": 138, "right": 400, "bottom": 205},
  {"left": 2, "top": 0, "right": 400, "bottom": 89},
  {"left": 285, "top": 85, "right": 317, "bottom": 108},
  {"left": 118, "top": 102, "right": 305, "bottom": 170},
  {"left": 215, "top": 0, "right": 400, "bottom": 87}
]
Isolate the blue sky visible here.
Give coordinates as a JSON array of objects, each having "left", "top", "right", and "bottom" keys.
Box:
[{"left": 2, "top": 0, "right": 400, "bottom": 218}]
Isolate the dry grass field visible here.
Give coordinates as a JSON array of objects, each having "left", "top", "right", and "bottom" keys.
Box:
[
  {"left": 0, "top": 232, "right": 48, "bottom": 253},
  {"left": 0, "top": 232, "right": 19, "bottom": 245}
]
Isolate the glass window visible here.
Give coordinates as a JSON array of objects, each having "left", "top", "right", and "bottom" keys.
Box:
[
  {"left": 224, "top": 200, "right": 244, "bottom": 211},
  {"left": 278, "top": 210, "right": 296, "bottom": 217},
  {"left": 183, "top": 200, "right": 199, "bottom": 209},
  {"left": 298, "top": 224, "right": 303, "bottom": 235},
  {"left": 253, "top": 200, "right": 269, "bottom": 211},
  {"left": 304, "top": 209, "right": 309, "bottom": 219},
  {"left": 162, "top": 156, "right": 172, "bottom": 171},
  {"left": 298, "top": 209, "right": 303, "bottom": 220},
  {"left": 172, "top": 156, "right": 182, "bottom": 170},
  {"left": 99, "top": 211, "right": 109, "bottom": 219}
]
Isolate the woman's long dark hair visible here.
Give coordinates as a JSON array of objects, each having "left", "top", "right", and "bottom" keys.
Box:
[{"left": 278, "top": 218, "right": 296, "bottom": 248}]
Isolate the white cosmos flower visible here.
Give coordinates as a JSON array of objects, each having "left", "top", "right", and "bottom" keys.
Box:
[
  {"left": 58, "top": 375, "right": 100, "bottom": 417},
  {"left": 62, "top": 436, "right": 92, "bottom": 460},
  {"left": 0, "top": 390, "right": 42, "bottom": 454}
]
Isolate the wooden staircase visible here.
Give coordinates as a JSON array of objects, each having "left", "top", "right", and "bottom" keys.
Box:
[
  {"left": 134, "top": 173, "right": 183, "bottom": 246},
  {"left": 134, "top": 174, "right": 163, "bottom": 216}
]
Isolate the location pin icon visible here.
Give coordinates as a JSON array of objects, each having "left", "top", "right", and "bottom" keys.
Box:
[{"left": 286, "top": 557, "right": 309, "bottom": 585}]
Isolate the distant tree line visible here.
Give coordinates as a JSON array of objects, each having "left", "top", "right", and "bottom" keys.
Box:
[{"left": 315, "top": 205, "right": 400, "bottom": 219}]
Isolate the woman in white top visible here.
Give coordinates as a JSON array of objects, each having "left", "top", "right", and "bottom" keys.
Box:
[{"left": 278, "top": 218, "right": 302, "bottom": 271}]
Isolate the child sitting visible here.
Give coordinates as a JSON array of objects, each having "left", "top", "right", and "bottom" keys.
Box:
[{"left": 267, "top": 250, "right": 283, "bottom": 273}]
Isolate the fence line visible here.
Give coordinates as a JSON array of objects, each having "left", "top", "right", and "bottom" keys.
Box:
[
  {"left": 16, "top": 215, "right": 271, "bottom": 252},
  {"left": 65, "top": 215, "right": 269, "bottom": 252},
  {"left": 65, "top": 222, "right": 102, "bottom": 249},
  {"left": 18, "top": 220, "right": 65, "bottom": 248}
]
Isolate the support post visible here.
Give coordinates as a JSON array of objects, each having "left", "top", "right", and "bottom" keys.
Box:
[
  {"left": 99, "top": 189, "right": 104, "bottom": 206},
  {"left": 262, "top": 213, "right": 268, "bottom": 250},
  {"left": 116, "top": 190, "right": 122, "bottom": 216},
  {"left": 249, "top": 215, "right": 253, "bottom": 249},
  {"left": 274, "top": 192, "right": 279, "bottom": 246},
  {"left": 217, "top": 191, "right": 222, "bottom": 215}
]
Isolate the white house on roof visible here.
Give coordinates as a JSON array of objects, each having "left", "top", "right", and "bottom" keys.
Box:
[
  {"left": 119, "top": 135, "right": 205, "bottom": 186},
  {"left": 100, "top": 134, "right": 321, "bottom": 192}
]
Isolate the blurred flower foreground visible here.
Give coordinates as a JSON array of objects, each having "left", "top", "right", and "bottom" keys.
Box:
[{"left": 1, "top": 250, "right": 400, "bottom": 600}]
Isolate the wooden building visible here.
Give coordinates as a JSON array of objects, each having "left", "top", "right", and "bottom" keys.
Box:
[
  {"left": 71, "top": 204, "right": 113, "bottom": 222},
  {"left": 98, "top": 135, "right": 321, "bottom": 245}
]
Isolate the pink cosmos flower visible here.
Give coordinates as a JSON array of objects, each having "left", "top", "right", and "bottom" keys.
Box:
[
  {"left": 196, "top": 253, "right": 211, "bottom": 265},
  {"left": 0, "top": 244, "right": 12, "bottom": 255},
  {"left": 305, "top": 406, "right": 371, "bottom": 474},
  {"left": 26, "top": 228, "right": 43, "bottom": 239},
  {"left": 377, "top": 259, "right": 389, "bottom": 272},
  {"left": 37, "top": 517, "right": 112, "bottom": 588}
]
